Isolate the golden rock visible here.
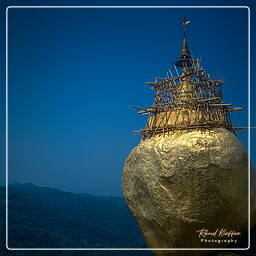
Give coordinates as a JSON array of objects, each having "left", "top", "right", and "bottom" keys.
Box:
[{"left": 122, "top": 128, "right": 256, "bottom": 255}]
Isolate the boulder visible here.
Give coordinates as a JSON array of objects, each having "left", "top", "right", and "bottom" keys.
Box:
[{"left": 122, "top": 128, "right": 256, "bottom": 256}]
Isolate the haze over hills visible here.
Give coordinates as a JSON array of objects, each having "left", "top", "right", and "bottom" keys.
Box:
[
  {"left": 0, "top": 183, "right": 154, "bottom": 256},
  {"left": 0, "top": 183, "right": 254, "bottom": 256}
]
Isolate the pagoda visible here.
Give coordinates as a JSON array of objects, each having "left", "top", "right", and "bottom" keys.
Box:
[{"left": 133, "top": 17, "right": 243, "bottom": 139}]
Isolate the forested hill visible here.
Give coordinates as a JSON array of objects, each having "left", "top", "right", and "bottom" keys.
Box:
[
  {"left": 0, "top": 183, "right": 254, "bottom": 256},
  {"left": 0, "top": 183, "right": 153, "bottom": 256}
]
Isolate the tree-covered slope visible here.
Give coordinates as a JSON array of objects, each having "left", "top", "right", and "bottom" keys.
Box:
[
  {"left": 0, "top": 183, "right": 154, "bottom": 256},
  {"left": 0, "top": 183, "right": 254, "bottom": 256}
]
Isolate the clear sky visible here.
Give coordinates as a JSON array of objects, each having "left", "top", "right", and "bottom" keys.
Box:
[{"left": 1, "top": 1, "right": 255, "bottom": 196}]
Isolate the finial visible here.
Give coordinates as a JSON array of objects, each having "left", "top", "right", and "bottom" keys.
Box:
[
  {"left": 181, "top": 16, "right": 190, "bottom": 38},
  {"left": 175, "top": 17, "right": 192, "bottom": 68}
]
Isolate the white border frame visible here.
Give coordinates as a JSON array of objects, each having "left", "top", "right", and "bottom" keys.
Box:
[{"left": 5, "top": 5, "right": 251, "bottom": 251}]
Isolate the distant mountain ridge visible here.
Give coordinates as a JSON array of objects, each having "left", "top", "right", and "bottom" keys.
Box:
[
  {"left": 0, "top": 183, "right": 255, "bottom": 256},
  {"left": 0, "top": 183, "right": 153, "bottom": 256}
]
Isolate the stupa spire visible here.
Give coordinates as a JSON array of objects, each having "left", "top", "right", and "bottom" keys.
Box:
[
  {"left": 175, "top": 17, "right": 192, "bottom": 68},
  {"left": 132, "top": 17, "right": 244, "bottom": 139}
]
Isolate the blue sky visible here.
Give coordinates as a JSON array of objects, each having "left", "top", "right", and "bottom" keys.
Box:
[{"left": 0, "top": 1, "right": 255, "bottom": 196}]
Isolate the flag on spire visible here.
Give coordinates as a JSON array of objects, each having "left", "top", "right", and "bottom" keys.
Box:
[{"left": 181, "top": 16, "right": 190, "bottom": 26}]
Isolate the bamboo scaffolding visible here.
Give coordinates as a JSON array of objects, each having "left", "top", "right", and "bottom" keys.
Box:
[
  {"left": 209, "top": 103, "right": 233, "bottom": 107},
  {"left": 227, "top": 107, "right": 244, "bottom": 112},
  {"left": 235, "top": 127, "right": 256, "bottom": 130},
  {"left": 133, "top": 55, "right": 242, "bottom": 138}
]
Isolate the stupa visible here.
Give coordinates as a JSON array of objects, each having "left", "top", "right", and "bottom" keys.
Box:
[
  {"left": 132, "top": 17, "right": 244, "bottom": 138},
  {"left": 122, "top": 17, "right": 256, "bottom": 256}
]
